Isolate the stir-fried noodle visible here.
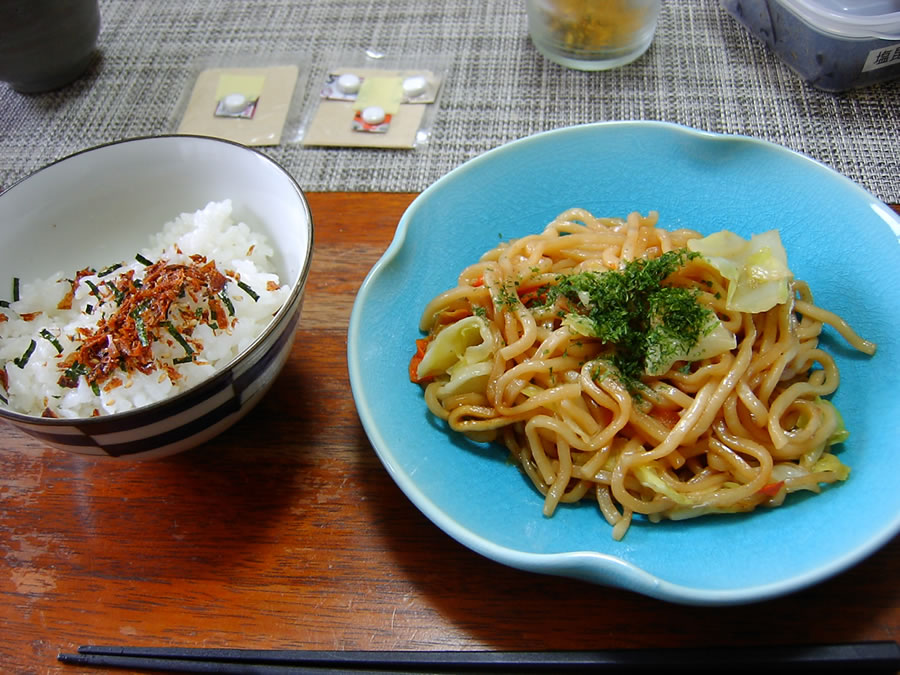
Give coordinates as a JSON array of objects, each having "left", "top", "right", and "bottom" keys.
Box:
[{"left": 410, "top": 209, "right": 875, "bottom": 539}]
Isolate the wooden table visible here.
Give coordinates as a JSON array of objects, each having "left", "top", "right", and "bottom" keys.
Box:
[{"left": 2, "top": 194, "right": 899, "bottom": 673}]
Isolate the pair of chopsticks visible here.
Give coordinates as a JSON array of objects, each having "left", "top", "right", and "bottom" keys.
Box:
[{"left": 57, "top": 641, "right": 900, "bottom": 673}]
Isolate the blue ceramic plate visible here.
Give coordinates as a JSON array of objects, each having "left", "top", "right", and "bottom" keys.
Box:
[{"left": 348, "top": 122, "right": 900, "bottom": 605}]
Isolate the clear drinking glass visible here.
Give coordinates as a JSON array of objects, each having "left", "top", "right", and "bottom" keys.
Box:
[{"left": 526, "top": 0, "right": 662, "bottom": 71}]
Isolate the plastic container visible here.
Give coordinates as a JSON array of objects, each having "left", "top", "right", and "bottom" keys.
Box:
[{"left": 720, "top": 0, "right": 900, "bottom": 92}]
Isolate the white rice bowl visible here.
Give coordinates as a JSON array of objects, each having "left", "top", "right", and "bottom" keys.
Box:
[{"left": 0, "top": 199, "right": 289, "bottom": 419}]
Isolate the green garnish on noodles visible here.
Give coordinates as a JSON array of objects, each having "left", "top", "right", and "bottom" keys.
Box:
[{"left": 545, "top": 249, "right": 715, "bottom": 389}]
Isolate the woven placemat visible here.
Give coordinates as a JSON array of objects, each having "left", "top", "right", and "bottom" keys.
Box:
[{"left": 1, "top": 0, "right": 898, "bottom": 201}]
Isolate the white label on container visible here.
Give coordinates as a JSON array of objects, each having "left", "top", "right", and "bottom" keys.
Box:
[{"left": 862, "top": 45, "right": 900, "bottom": 73}]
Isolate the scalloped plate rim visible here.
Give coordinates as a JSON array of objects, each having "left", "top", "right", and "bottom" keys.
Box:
[{"left": 348, "top": 121, "right": 900, "bottom": 606}]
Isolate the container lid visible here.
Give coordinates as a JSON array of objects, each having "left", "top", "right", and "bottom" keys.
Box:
[{"left": 781, "top": 0, "right": 900, "bottom": 39}]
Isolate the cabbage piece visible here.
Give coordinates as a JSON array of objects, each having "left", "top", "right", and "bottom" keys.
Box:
[
  {"left": 688, "top": 229, "right": 792, "bottom": 312},
  {"left": 416, "top": 315, "right": 494, "bottom": 381},
  {"left": 644, "top": 317, "right": 736, "bottom": 376},
  {"left": 566, "top": 304, "right": 736, "bottom": 377},
  {"left": 823, "top": 398, "right": 850, "bottom": 445},
  {"left": 812, "top": 453, "right": 851, "bottom": 480},
  {"left": 634, "top": 464, "right": 695, "bottom": 506},
  {"left": 798, "top": 398, "right": 850, "bottom": 468},
  {"left": 770, "top": 462, "right": 810, "bottom": 483},
  {"left": 562, "top": 314, "right": 598, "bottom": 338},
  {"left": 682, "top": 319, "right": 737, "bottom": 362},
  {"left": 436, "top": 360, "right": 493, "bottom": 397},
  {"left": 665, "top": 501, "right": 755, "bottom": 520},
  {"left": 636, "top": 466, "right": 759, "bottom": 517},
  {"left": 808, "top": 399, "right": 850, "bottom": 480}
]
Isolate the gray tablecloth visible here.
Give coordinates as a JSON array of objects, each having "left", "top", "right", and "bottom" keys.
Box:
[{"left": 1, "top": 0, "right": 898, "bottom": 202}]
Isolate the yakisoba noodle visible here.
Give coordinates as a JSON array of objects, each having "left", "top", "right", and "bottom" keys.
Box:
[{"left": 410, "top": 209, "right": 875, "bottom": 540}]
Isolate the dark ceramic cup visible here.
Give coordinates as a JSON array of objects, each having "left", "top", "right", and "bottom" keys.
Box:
[{"left": 0, "top": 0, "right": 101, "bottom": 93}]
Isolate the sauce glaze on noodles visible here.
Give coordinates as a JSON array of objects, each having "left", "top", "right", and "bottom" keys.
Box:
[{"left": 411, "top": 209, "right": 876, "bottom": 540}]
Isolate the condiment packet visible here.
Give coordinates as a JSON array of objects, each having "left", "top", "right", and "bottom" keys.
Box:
[
  {"left": 296, "top": 50, "right": 448, "bottom": 149},
  {"left": 172, "top": 54, "right": 310, "bottom": 147}
]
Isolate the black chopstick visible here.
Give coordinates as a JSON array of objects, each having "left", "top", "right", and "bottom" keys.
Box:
[{"left": 57, "top": 641, "right": 900, "bottom": 673}]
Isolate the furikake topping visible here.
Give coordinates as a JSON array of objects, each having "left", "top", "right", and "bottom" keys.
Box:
[
  {"left": 236, "top": 280, "right": 259, "bottom": 302},
  {"left": 130, "top": 301, "right": 151, "bottom": 347},
  {"left": 40, "top": 328, "right": 64, "bottom": 354},
  {"left": 219, "top": 289, "right": 235, "bottom": 316},
  {"left": 13, "top": 339, "right": 36, "bottom": 368},
  {"left": 545, "top": 249, "right": 713, "bottom": 389},
  {"left": 84, "top": 279, "right": 103, "bottom": 300},
  {"left": 164, "top": 320, "right": 194, "bottom": 363},
  {"left": 98, "top": 263, "right": 123, "bottom": 277},
  {"left": 105, "top": 279, "right": 127, "bottom": 305},
  {"left": 56, "top": 257, "right": 230, "bottom": 391}
]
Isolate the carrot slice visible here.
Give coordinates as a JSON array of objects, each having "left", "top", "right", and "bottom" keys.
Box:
[
  {"left": 759, "top": 481, "right": 785, "bottom": 497},
  {"left": 409, "top": 338, "right": 433, "bottom": 383}
]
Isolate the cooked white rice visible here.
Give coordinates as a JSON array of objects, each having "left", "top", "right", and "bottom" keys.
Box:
[{"left": 0, "top": 200, "right": 288, "bottom": 418}]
